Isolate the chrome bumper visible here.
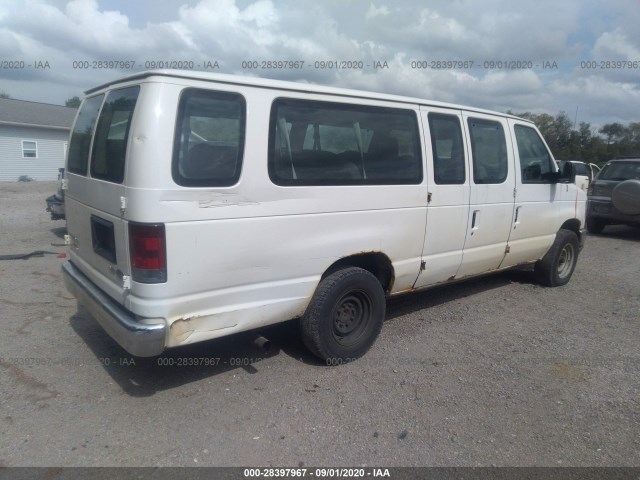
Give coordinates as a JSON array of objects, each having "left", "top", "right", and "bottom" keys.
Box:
[{"left": 62, "top": 261, "right": 166, "bottom": 357}]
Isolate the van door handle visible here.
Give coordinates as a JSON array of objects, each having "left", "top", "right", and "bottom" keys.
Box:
[
  {"left": 514, "top": 206, "right": 522, "bottom": 224},
  {"left": 471, "top": 210, "right": 480, "bottom": 233}
]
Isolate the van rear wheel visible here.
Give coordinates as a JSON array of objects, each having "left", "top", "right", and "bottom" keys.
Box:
[
  {"left": 534, "top": 229, "right": 579, "bottom": 287},
  {"left": 301, "top": 267, "right": 385, "bottom": 364}
]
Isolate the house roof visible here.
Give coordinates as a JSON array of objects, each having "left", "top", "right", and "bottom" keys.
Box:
[{"left": 0, "top": 98, "right": 77, "bottom": 130}]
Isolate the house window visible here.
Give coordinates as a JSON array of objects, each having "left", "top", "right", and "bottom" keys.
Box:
[{"left": 22, "top": 140, "right": 38, "bottom": 158}]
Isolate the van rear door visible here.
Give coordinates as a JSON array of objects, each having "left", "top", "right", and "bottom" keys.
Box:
[{"left": 65, "top": 86, "right": 140, "bottom": 304}]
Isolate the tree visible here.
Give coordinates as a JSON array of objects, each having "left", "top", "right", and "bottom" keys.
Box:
[
  {"left": 627, "top": 122, "right": 640, "bottom": 154},
  {"left": 553, "top": 112, "right": 573, "bottom": 154},
  {"left": 0, "top": 90, "right": 10, "bottom": 99},
  {"left": 65, "top": 96, "right": 81, "bottom": 108},
  {"left": 599, "top": 123, "right": 624, "bottom": 146},
  {"left": 510, "top": 111, "right": 638, "bottom": 165}
]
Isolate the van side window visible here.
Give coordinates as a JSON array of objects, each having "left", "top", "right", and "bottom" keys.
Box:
[
  {"left": 514, "top": 125, "right": 554, "bottom": 183},
  {"left": 67, "top": 94, "right": 104, "bottom": 176},
  {"left": 468, "top": 118, "right": 508, "bottom": 184},
  {"left": 172, "top": 89, "right": 246, "bottom": 187},
  {"left": 428, "top": 113, "right": 465, "bottom": 184},
  {"left": 91, "top": 86, "right": 140, "bottom": 184},
  {"left": 269, "top": 99, "right": 422, "bottom": 186}
]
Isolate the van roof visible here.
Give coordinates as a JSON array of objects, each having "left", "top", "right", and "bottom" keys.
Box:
[{"left": 85, "top": 69, "right": 531, "bottom": 122}]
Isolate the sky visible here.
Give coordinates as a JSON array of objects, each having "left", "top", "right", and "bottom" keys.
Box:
[{"left": 0, "top": 0, "right": 639, "bottom": 129}]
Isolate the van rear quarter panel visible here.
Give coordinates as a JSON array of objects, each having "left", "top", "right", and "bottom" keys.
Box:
[{"left": 123, "top": 80, "right": 426, "bottom": 345}]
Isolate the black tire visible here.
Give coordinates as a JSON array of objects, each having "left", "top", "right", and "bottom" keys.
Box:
[
  {"left": 534, "top": 229, "right": 579, "bottom": 287},
  {"left": 300, "top": 267, "right": 385, "bottom": 363},
  {"left": 586, "top": 216, "right": 606, "bottom": 234}
]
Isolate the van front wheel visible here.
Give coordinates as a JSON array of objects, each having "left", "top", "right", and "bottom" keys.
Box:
[
  {"left": 301, "top": 267, "right": 385, "bottom": 364},
  {"left": 534, "top": 229, "right": 579, "bottom": 287}
]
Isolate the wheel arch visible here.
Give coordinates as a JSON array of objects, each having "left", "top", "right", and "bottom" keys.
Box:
[
  {"left": 322, "top": 252, "right": 395, "bottom": 294},
  {"left": 560, "top": 218, "right": 584, "bottom": 248},
  {"left": 560, "top": 218, "right": 581, "bottom": 235}
]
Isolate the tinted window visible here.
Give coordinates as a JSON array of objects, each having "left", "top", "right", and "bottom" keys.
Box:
[
  {"left": 598, "top": 161, "right": 640, "bottom": 180},
  {"left": 90, "top": 87, "right": 139, "bottom": 183},
  {"left": 573, "top": 162, "right": 588, "bottom": 176},
  {"left": 428, "top": 113, "right": 465, "bottom": 184},
  {"left": 269, "top": 99, "right": 422, "bottom": 185},
  {"left": 173, "top": 89, "right": 246, "bottom": 187},
  {"left": 514, "top": 125, "right": 553, "bottom": 183},
  {"left": 67, "top": 94, "right": 104, "bottom": 175},
  {"left": 468, "top": 118, "right": 508, "bottom": 184}
]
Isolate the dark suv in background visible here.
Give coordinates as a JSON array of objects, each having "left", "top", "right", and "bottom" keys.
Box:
[{"left": 586, "top": 158, "right": 640, "bottom": 234}]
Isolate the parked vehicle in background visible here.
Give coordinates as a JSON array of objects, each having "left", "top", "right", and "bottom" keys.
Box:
[
  {"left": 586, "top": 157, "right": 640, "bottom": 233},
  {"left": 62, "top": 70, "right": 586, "bottom": 362},
  {"left": 557, "top": 160, "right": 601, "bottom": 192},
  {"left": 583, "top": 162, "right": 601, "bottom": 182},
  {"left": 45, "top": 167, "right": 65, "bottom": 220}
]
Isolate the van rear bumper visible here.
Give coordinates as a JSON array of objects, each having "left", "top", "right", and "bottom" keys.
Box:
[{"left": 62, "top": 260, "right": 166, "bottom": 357}]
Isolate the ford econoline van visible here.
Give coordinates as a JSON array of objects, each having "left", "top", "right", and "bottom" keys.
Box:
[{"left": 62, "top": 70, "right": 586, "bottom": 362}]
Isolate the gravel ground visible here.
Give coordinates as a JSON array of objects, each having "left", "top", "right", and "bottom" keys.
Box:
[{"left": 0, "top": 181, "right": 638, "bottom": 467}]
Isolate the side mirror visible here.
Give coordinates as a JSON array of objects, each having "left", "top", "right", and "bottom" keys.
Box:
[{"left": 556, "top": 161, "right": 574, "bottom": 183}]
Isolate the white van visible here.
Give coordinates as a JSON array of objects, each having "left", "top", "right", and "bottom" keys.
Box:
[{"left": 62, "top": 70, "right": 586, "bottom": 362}]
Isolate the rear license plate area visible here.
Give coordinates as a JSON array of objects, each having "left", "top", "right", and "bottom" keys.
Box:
[{"left": 91, "top": 215, "right": 117, "bottom": 264}]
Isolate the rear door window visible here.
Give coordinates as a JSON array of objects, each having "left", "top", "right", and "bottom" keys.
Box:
[
  {"left": 172, "top": 89, "right": 246, "bottom": 187},
  {"left": 90, "top": 86, "right": 140, "bottom": 184},
  {"left": 67, "top": 94, "right": 104, "bottom": 175}
]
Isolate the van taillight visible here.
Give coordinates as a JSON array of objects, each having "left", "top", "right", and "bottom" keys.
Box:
[{"left": 129, "top": 223, "right": 167, "bottom": 283}]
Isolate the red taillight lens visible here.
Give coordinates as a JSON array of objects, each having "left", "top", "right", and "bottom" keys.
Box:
[{"left": 129, "top": 223, "right": 166, "bottom": 283}]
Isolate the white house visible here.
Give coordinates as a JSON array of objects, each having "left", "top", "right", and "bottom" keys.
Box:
[{"left": 0, "top": 98, "right": 77, "bottom": 181}]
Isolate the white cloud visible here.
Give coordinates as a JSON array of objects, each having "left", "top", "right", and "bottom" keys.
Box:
[
  {"left": 551, "top": 75, "right": 640, "bottom": 124},
  {"left": 593, "top": 29, "right": 640, "bottom": 60},
  {"left": 241, "top": 0, "right": 278, "bottom": 28},
  {"left": 365, "top": 3, "right": 389, "bottom": 20},
  {"left": 0, "top": 0, "right": 637, "bottom": 126}
]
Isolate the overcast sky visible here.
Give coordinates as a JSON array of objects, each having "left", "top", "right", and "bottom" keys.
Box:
[{"left": 1, "top": 0, "right": 639, "bottom": 128}]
